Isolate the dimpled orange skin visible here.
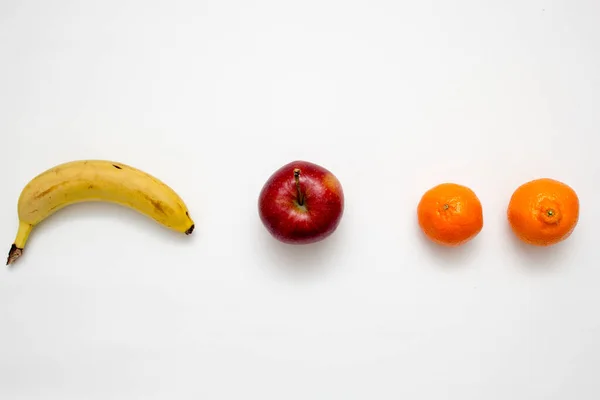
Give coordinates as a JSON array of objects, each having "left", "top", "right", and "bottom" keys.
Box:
[
  {"left": 417, "top": 183, "right": 484, "bottom": 246},
  {"left": 507, "top": 178, "right": 579, "bottom": 246}
]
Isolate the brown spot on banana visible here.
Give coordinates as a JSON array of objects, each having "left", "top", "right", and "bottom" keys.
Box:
[
  {"left": 150, "top": 198, "right": 166, "bottom": 214},
  {"left": 47, "top": 204, "right": 60, "bottom": 213},
  {"left": 137, "top": 191, "right": 170, "bottom": 215},
  {"left": 34, "top": 183, "right": 63, "bottom": 199}
]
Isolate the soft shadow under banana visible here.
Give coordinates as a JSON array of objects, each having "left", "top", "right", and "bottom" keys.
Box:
[{"left": 7, "top": 160, "right": 195, "bottom": 265}]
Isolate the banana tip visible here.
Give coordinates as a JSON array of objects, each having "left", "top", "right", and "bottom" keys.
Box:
[
  {"left": 6, "top": 244, "right": 23, "bottom": 266},
  {"left": 185, "top": 224, "right": 195, "bottom": 235}
]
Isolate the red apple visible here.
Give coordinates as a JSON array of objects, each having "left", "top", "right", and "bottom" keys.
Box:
[{"left": 258, "top": 160, "right": 344, "bottom": 244}]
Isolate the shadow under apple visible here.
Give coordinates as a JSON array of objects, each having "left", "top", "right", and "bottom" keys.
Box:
[{"left": 256, "top": 222, "right": 345, "bottom": 278}]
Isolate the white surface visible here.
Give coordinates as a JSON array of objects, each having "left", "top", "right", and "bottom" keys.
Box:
[{"left": 1, "top": 0, "right": 599, "bottom": 399}]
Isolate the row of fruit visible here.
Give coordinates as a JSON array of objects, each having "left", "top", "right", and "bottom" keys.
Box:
[{"left": 6, "top": 159, "right": 579, "bottom": 265}]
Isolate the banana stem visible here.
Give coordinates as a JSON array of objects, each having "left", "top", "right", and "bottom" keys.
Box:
[
  {"left": 7, "top": 245, "right": 22, "bottom": 266},
  {"left": 7, "top": 222, "right": 33, "bottom": 266}
]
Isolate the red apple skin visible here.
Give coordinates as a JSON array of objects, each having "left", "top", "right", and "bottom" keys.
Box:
[{"left": 258, "top": 160, "right": 344, "bottom": 244}]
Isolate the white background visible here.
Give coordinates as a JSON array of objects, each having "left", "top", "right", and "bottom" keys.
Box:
[{"left": 1, "top": 0, "right": 599, "bottom": 399}]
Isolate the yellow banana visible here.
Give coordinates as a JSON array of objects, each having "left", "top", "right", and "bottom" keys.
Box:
[{"left": 7, "top": 160, "right": 195, "bottom": 265}]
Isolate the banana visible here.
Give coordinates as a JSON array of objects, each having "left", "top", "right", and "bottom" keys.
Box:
[{"left": 7, "top": 160, "right": 195, "bottom": 265}]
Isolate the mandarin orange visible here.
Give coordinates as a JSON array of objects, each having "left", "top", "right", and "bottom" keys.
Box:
[
  {"left": 417, "top": 183, "right": 483, "bottom": 246},
  {"left": 507, "top": 178, "right": 579, "bottom": 246}
]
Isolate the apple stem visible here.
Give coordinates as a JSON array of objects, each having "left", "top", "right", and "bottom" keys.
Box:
[{"left": 294, "top": 168, "right": 304, "bottom": 206}]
